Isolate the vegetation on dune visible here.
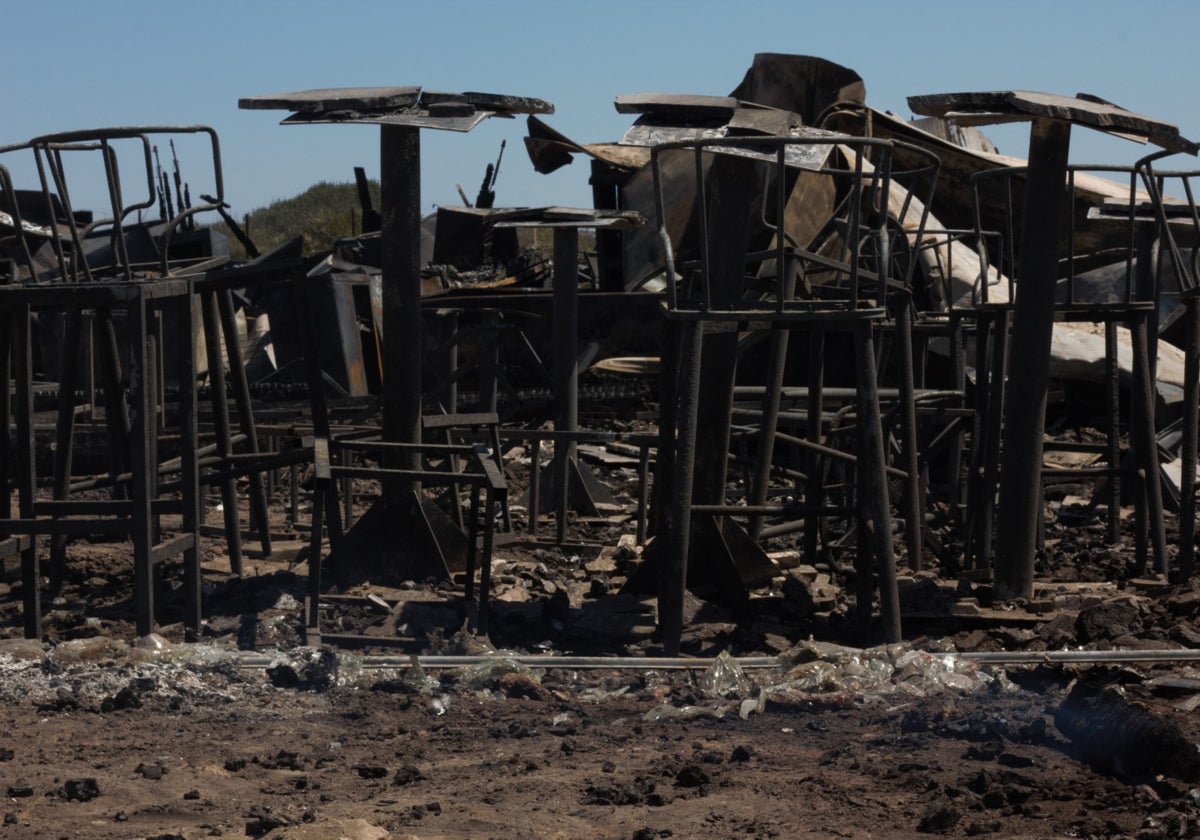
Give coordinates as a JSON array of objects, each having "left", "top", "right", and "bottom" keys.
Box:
[{"left": 215, "top": 179, "right": 381, "bottom": 259}]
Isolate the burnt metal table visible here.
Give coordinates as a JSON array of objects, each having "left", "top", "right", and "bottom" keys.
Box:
[
  {"left": 239, "top": 87, "right": 552, "bottom": 580},
  {"left": 908, "top": 90, "right": 1197, "bottom": 598},
  {"left": 495, "top": 208, "right": 645, "bottom": 541}
]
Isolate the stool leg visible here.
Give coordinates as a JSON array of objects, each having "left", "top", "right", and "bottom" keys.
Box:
[
  {"left": 661, "top": 319, "right": 703, "bottom": 657},
  {"left": 893, "top": 294, "right": 924, "bottom": 572},
  {"left": 855, "top": 321, "right": 900, "bottom": 645},
  {"left": 218, "top": 289, "right": 272, "bottom": 557},
  {"left": 50, "top": 308, "right": 83, "bottom": 592},
  {"left": 14, "top": 304, "right": 40, "bottom": 639},
  {"left": 307, "top": 482, "right": 325, "bottom": 631},
  {"left": 95, "top": 307, "right": 131, "bottom": 493},
  {"left": 129, "top": 292, "right": 155, "bottom": 638},
  {"left": 201, "top": 290, "right": 243, "bottom": 576},
  {"left": 1131, "top": 313, "right": 1168, "bottom": 576},
  {"left": 489, "top": 423, "right": 511, "bottom": 532},
  {"left": 528, "top": 438, "right": 541, "bottom": 538},
  {"left": 1105, "top": 322, "right": 1121, "bottom": 545},
  {"left": 465, "top": 482, "right": 481, "bottom": 602},
  {"left": 804, "top": 330, "right": 825, "bottom": 567},
  {"left": 478, "top": 485, "right": 497, "bottom": 637},
  {"left": 178, "top": 291, "right": 201, "bottom": 641}
]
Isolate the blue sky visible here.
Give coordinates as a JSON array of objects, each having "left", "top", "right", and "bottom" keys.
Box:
[{"left": 2, "top": 0, "right": 1197, "bottom": 219}]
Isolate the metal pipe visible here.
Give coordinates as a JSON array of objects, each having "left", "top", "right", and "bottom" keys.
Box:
[
  {"left": 892, "top": 291, "right": 923, "bottom": 571},
  {"left": 201, "top": 289, "right": 243, "bottom": 576},
  {"left": 662, "top": 319, "right": 703, "bottom": 656},
  {"left": 217, "top": 287, "right": 272, "bottom": 556},
  {"left": 552, "top": 227, "right": 579, "bottom": 544},
  {"left": 380, "top": 124, "right": 422, "bottom": 471},
  {"left": 236, "top": 653, "right": 784, "bottom": 671},
  {"left": 231, "top": 647, "right": 1200, "bottom": 672}
]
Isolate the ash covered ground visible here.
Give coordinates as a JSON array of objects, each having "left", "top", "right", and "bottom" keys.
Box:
[{"left": 2, "top": 397, "right": 1200, "bottom": 839}]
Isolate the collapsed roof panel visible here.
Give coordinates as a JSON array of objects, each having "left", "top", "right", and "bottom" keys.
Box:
[{"left": 727, "top": 53, "right": 865, "bottom": 123}]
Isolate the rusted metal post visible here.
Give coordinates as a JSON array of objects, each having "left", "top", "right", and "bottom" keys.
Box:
[
  {"left": 95, "top": 308, "right": 131, "bottom": 484},
  {"left": 201, "top": 289, "right": 243, "bottom": 576},
  {"left": 552, "top": 228, "right": 579, "bottom": 544},
  {"left": 380, "top": 124, "right": 422, "bottom": 470},
  {"left": 892, "top": 292, "right": 924, "bottom": 571},
  {"left": 803, "top": 330, "right": 825, "bottom": 566},
  {"left": 975, "top": 309, "right": 1009, "bottom": 569},
  {"left": 662, "top": 319, "right": 703, "bottom": 656},
  {"left": 691, "top": 157, "right": 757, "bottom": 515},
  {"left": 217, "top": 288, "right": 272, "bottom": 556},
  {"left": 50, "top": 308, "right": 83, "bottom": 589},
  {"left": 1105, "top": 322, "right": 1121, "bottom": 544},
  {"left": 854, "top": 320, "right": 900, "bottom": 644},
  {"left": 749, "top": 322, "right": 791, "bottom": 540},
  {"left": 15, "top": 303, "right": 38, "bottom": 638},
  {"left": 528, "top": 437, "right": 541, "bottom": 538},
  {"left": 178, "top": 285, "right": 201, "bottom": 640},
  {"left": 1130, "top": 313, "right": 1168, "bottom": 575},
  {"left": 994, "top": 119, "right": 1071, "bottom": 599},
  {"left": 129, "top": 289, "right": 155, "bottom": 637},
  {"left": 0, "top": 314, "right": 10, "bottom": 522}
]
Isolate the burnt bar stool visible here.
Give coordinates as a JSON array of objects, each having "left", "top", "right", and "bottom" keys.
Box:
[
  {"left": 0, "top": 277, "right": 200, "bottom": 640},
  {"left": 966, "top": 162, "right": 1171, "bottom": 578},
  {"left": 649, "top": 133, "right": 904, "bottom": 653}
]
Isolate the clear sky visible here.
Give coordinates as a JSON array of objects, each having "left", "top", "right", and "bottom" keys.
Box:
[{"left": 2, "top": 0, "right": 1197, "bottom": 220}]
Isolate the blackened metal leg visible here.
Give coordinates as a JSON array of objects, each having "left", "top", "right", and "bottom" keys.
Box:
[
  {"left": 994, "top": 119, "right": 1072, "bottom": 599},
  {"left": 0, "top": 311, "right": 11, "bottom": 521},
  {"left": 661, "top": 319, "right": 703, "bottom": 657},
  {"left": 479, "top": 485, "right": 496, "bottom": 637},
  {"left": 1131, "top": 313, "right": 1168, "bottom": 575},
  {"left": 893, "top": 293, "right": 923, "bottom": 571},
  {"left": 218, "top": 288, "right": 272, "bottom": 556},
  {"left": 95, "top": 307, "right": 131, "bottom": 491},
  {"left": 749, "top": 323, "right": 789, "bottom": 541},
  {"left": 50, "top": 308, "right": 83, "bottom": 591},
  {"left": 804, "top": 329, "right": 825, "bottom": 566},
  {"left": 307, "top": 480, "right": 325, "bottom": 631},
  {"left": 15, "top": 305, "right": 39, "bottom": 639},
  {"left": 636, "top": 441, "right": 651, "bottom": 546},
  {"left": 129, "top": 290, "right": 155, "bottom": 638},
  {"left": 178, "top": 288, "right": 201, "bottom": 641},
  {"left": 650, "top": 320, "right": 682, "bottom": 545},
  {"left": 380, "top": 124, "right": 422, "bottom": 466},
  {"left": 528, "top": 437, "right": 541, "bottom": 538},
  {"left": 1105, "top": 322, "right": 1121, "bottom": 545},
  {"left": 855, "top": 320, "right": 900, "bottom": 644},
  {"left": 978, "top": 310, "right": 1009, "bottom": 571},
  {"left": 465, "top": 482, "right": 481, "bottom": 601},
  {"left": 552, "top": 228, "right": 579, "bottom": 545},
  {"left": 201, "top": 290, "right": 243, "bottom": 576}
]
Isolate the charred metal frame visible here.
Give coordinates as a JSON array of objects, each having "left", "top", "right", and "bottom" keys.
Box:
[
  {"left": 650, "top": 134, "right": 917, "bottom": 653},
  {"left": 494, "top": 210, "right": 644, "bottom": 541},
  {"left": 0, "top": 277, "right": 200, "bottom": 639},
  {"left": 966, "top": 162, "right": 1171, "bottom": 578},
  {"left": 1136, "top": 153, "right": 1200, "bottom": 579}
]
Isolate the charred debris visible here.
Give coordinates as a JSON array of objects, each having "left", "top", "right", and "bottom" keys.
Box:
[{"left": 0, "top": 55, "right": 1198, "bottom": 673}]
